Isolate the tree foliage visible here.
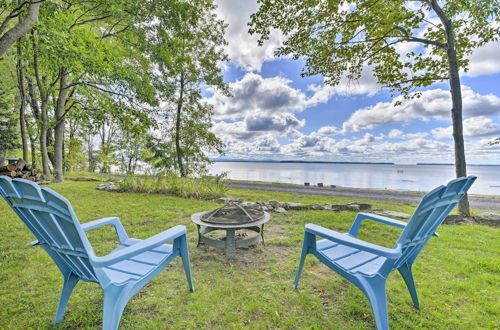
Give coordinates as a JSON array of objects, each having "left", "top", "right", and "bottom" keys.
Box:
[{"left": 250, "top": 0, "right": 499, "bottom": 94}]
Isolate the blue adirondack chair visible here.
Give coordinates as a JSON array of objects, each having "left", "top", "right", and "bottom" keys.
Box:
[
  {"left": 0, "top": 177, "right": 194, "bottom": 330},
  {"left": 293, "top": 176, "right": 476, "bottom": 330}
]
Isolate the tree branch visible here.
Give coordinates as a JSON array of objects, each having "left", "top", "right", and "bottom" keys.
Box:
[{"left": 0, "top": 0, "right": 43, "bottom": 57}]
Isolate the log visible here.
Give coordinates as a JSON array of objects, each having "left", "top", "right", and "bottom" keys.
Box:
[
  {"left": 27, "top": 177, "right": 36, "bottom": 182},
  {"left": 24, "top": 162, "right": 33, "bottom": 171},
  {"left": 0, "top": 164, "right": 16, "bottom": 171},
  {"left": 0, "top": 171, "right": 17, "bottom": 178},
  {"left": 31, "top": 168, "right": 39, "bottom": 176}
]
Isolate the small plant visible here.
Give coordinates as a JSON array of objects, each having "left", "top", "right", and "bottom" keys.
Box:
[{"left": 117, "top": 172, "right": 228, "bottom": 200}]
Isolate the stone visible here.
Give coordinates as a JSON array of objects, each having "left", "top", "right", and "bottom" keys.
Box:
[
  {"left": 284, "top": 202, "right": 306, "bottom": 210},
  {"left": 330, "top": 204, "right": 350, "bottom": 212},
  {"left": 317, "top": 183, "right": 323, "bottom": 187},
  {"left": 443, "top": 214, "right": 476, "bottom": 225},
  {"left": 373, "top": 210, "right": 411, "bottom": 219},
  {"left": 474, "top": 212, "right": 500, "bottom": 227},
  {"left": 240, "top": 202, "right": 257, "bottom": 208},
  {"left": 96, "top": 182, "right": 119, "bottom": 192},
  {"left": 274, "top": 207, "right": 286, "bottom": 213},
  {"left": 323, "top": 203, "right": 333, "bottom": 210},
  {"left": 269, "top": 200, "right": 282, "bottom": 207},
  {"left": 216, "top": 197, "right": 231, "bottom": 204},
  {"left": 308, "top": 204, "right": 324, "bottom": 210},
  {"left": 346, "top": 202, "right": 372, "bottom": 211}
]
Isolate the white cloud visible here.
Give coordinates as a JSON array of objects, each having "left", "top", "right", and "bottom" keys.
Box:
[
  {"left": 388, "top": 129, "right": 429, "bottom": 139},
  {"left": 317, "top": 126, "right": 340, "bottom": 136},
  {"left": 341, "top": 86, "right": 500, "bottom": 133},
  {"left": 388, "top": 129, "right": 403, "bottom": 138},
  {"left": 309, "top": 66, "right": 382, "bottom": 98},
  {"left": 212, "top": 112, "right": 303, "bottom": 141},
  {"left": 464, "top": 41, "right": 500, "bottom": 77},
  {"left": 227, "top": 136, "right": 282, "bottom": 156},
  {"left": 209, "top": 73, "right": 309, "bottom": 120},
  {"left": 216, "top": 0, "right": 283, "bottom": 71},
  {"left": 432, "top": 116, "right": 500, "bottom": 139}
]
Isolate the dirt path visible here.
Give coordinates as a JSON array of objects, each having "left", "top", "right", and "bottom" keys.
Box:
[{"left": 226, "top": 181, "right": 500, "bottom": 211}]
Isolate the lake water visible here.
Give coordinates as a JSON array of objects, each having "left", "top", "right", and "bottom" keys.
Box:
[{"left": 209, "top": 162, "right": 500, "bottom": 196}]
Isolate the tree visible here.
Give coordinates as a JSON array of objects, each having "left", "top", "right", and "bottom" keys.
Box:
[
  {"left": 0, "top": 85, "right": 19, "bottom": 165},
  {"left": 0, "top": 0, "right": 43, "bottom": 57},
  {"left": 0, "top": 51, "right": 19, "bottom": 165},
  {"left": 146, "top": 0, "right": 228, "bottom": 176},
  {"left": 250, "top": 0, "right": 499, "bottom": 216},
  {"left": 16, "top": 0, "right": 157, "bottom": 181}
]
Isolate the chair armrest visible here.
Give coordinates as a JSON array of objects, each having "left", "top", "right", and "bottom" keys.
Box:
[
  {"left": 306, "top": 224, "right": 401, "bottom": 259},
  {"left": 348, "top": 213, "right": 439, "bottom": 238},
  {"left": 349, "top": 212, "right": 408, "bottom": 237},
  {"left": 27, "top": 240, "right": 39, "bottom": 247},
  {"left": 81, "top": 217, "right": 128, "bottom": 243},
  {"left": 89, "top": 225, "right": 187, "bottom": 267}
]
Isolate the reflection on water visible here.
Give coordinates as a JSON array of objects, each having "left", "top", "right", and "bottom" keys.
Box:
[{"left": 209, "top": 162, "right": 500, "bottom": 196}]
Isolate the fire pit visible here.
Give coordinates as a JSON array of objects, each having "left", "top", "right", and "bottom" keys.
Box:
[{"left": 191, "top": 202, "right": 270, "bottom": 259}]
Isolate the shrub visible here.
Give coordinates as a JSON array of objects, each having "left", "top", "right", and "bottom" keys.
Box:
[{"left": 117, "top": 172, "right": 227, "bottom": 200}]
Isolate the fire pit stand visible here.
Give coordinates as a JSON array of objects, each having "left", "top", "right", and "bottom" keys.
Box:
[{"left": 191, "top": 210, "right": 270, "bottom": 259}]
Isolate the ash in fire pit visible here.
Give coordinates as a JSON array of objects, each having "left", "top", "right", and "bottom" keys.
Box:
[
  {"left": 201, "top": 202, "right": 264, "bottom": 225},
  {"left": 192, "top": 202, "right": 270, "bottom": 259}
]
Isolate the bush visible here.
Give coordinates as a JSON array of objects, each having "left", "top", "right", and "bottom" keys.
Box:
[{"left": 117, "top": 172, "right": 228, "bottom": 200}]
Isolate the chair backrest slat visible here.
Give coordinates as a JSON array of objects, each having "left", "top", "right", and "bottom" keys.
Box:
[
  {"left": 393, "top": 176, "right": 476, "bottom": 269},
  {"left": 0, "top": 177, "right": 97, "bottom": 282}
]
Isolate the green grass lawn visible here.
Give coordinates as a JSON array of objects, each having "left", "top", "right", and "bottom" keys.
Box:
[{"left": 0, "top": 180, "right": 498, "bottom": 329}]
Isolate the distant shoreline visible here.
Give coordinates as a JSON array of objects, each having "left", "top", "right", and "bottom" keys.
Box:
[{"left": 212, "top": 160, "right": 500, "bottom": 166}]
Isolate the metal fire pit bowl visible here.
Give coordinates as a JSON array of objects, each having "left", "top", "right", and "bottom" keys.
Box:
[{"left": 191, "top": 203, "right": 270, "bottom": 259}]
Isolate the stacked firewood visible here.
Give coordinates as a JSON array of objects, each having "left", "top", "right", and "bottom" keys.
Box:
[{"left": 0, "top": 159, "right": 42, "bottom": 182}]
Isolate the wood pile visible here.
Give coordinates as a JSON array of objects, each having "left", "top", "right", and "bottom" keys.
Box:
[{"left": 0, "top": 159, "right": 42, "bottom": 182}]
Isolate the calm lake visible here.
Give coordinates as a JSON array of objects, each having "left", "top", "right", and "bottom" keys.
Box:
[{"left": 209, "top": 162, "right": 500, "bottom": 196}]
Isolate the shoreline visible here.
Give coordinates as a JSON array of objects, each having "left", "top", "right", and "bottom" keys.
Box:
[
  {"left": 225, "top": 180, "right": 500, "bottom": 211},
  {"left": 226, "top": 179, "right": 500, "bottom": 199}
]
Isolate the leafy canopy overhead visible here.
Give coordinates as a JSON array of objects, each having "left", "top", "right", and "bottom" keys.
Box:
[{"left": 249, "top": 0, "right": 499, "bottom": 95}]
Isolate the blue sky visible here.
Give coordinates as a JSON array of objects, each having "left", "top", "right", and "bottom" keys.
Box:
[{"left": 208, "top": 0, "right": 500, "bottom": 164}]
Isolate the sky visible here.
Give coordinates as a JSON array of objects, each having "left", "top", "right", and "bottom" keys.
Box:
[{"left": 207, "top": 0, "right": 500, "bottom": 164}]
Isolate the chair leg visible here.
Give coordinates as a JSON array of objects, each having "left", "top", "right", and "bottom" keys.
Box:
[
  {"left": 179, "top": 235, "right": 195, "bottom": 292},
  {"left": 398, "top": 262, "right": 420, "bottom": 309},
  {"left": 293, "top": 231, "right": 314, "bottom": 289},
  {"left": 361, "top": 277, "right": 389, "bottom": 330},
  {"left": 54, "top": 272, "right": 79, "bottom": 325},
  {"left": 102, "top": 286, "right": 130, "bottom": 330}
]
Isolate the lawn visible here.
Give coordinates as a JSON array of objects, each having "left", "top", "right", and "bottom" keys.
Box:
[{"left": 0, "top": 180, "right": 498, "bottom": 329}]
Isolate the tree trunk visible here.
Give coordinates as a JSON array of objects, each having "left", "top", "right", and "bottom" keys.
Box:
[
  {"left": 54, "top": 67, "right": 68, "bottom": 182},
  {"left": 40, "top": 103, "right": 50, "bottom": 179},
  {"left": 88, "top": 134, "right": 94, "bottom": 172},
  {"left": 28, "top": 132, "right": 36, "bottom": 169},
  {"left": 175, "top": 71, "right": 186, "bottom": 177},
  {"left": 0, "top": 150, "right": 5, "bottom": 166},
  {"left": 448, "top": 54, "right": 470, "bottom": 215},
  {"left": 0, "top": 1, "right": 41, "bottom": 57},
  {"left": 29, "top": 34, "right": 50, "bottom": 180},
  {"left": 431, "top": 0, "right": 470, "bottom": 216},
  {"left": 17, "top": 42, "right": 29, "bottom": 161}
]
